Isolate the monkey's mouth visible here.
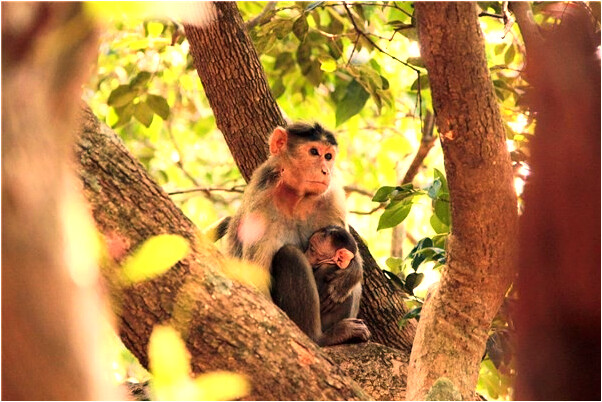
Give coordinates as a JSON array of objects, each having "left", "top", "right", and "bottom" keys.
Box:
[{"left": 307, "top": 180, "right": 329, "bottom": 186}]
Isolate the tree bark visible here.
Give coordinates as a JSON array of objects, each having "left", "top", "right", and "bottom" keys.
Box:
[
  {"left": 78, "top": 105, "right": 392, "bottom": 400},
  {"left": 185, "top": 1, "right": 416, "bottom": 353},
  {"left": 408, "top": 3, "right": 518, "bottom": 400},
  {"left": 1, "top": 3, "right": 116, "bottom": 399},
  {"left": 183, "top": 2, "right": 285, "bottom": 182},
  {"left": 513, "top": 6, "right": 601, "bottom": 400}
]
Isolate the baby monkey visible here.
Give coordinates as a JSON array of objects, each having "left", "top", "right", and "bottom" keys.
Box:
[{"left": 304, "top": 225, "right": 370, "bottom": 340}]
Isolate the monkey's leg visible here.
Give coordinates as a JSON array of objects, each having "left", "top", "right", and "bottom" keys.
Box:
[
  {"left": 320, "top": 285, "right": 362, "bottom": 333},
  {"left": 271, "top": 245, "right": 322, "bottom": 341}
]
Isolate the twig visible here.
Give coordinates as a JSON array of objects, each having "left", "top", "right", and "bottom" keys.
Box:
[
  {"left": 401, "top": 110, "right": 436, "bottom": 185},
  {"left": 349, "top": 204, "right": 385, "bottom": 216},
  {"left": 344, "top": 185, "right": 374, "bottom": 198},
  {"left": 168, "top": 186, "right": 245, "bottom": 196},
  {"left": 501, "top": 2, "right": 516, "bottom": 39},
  {"left": 342, "top": 2, "right": 420, "bottom": 74},
  {"left": 245, "top": 2, "right": 277, "bottom": 30},
  {"left": 341, "top": 1, "right": 423, "bottom": 134},
  {"left": 165, "top": 122, "right": 210, "bottom": 198}
]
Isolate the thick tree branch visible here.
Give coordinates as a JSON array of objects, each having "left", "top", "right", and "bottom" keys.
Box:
[
  {"left": 78, "top": 105, "right": 377, "bottom": 400},
  {"left": 508, "top": 2, "right": 544, "bottom": 52}
]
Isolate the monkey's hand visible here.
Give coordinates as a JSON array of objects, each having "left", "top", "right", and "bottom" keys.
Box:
[{"left": 320, "top": 262, "right": 362, "bottom": 313}]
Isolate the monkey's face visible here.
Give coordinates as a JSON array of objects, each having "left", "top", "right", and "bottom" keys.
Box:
[
  {"left": 282, "top": 141, "right": 336, "bottom": 196},
  {"left": 305, "top": 231, "right": 337, "bottom": 266}
]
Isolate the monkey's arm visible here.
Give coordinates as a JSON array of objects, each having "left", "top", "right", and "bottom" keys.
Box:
[{"left": 320, "top": 255, "right": 363, "bottom": 312}]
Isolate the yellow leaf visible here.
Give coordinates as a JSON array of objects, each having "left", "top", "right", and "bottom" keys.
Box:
[
  {"left": 320, "top": 59, "right": 337, "bottom": 73},
  {"left": 121, "top": 234, "right": 189, "bottom": 283},
  {"left": 195, "top": 371, "right": 250, "bottom": 401},
  {"left": 148, "top": 326, "right": 190, "bottom": 384}
]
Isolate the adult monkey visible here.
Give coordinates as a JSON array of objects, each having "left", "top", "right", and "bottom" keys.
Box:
[{"left": 223, "top": 122, "right": 370, "bottom": 346}]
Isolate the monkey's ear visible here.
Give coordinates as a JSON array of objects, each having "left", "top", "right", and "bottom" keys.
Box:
[
  {"left": 269, "top": 127, "right": 288, "bottom": 155},
  {"left": 335, "top": 248, "right": 355, "bottom": 269}
]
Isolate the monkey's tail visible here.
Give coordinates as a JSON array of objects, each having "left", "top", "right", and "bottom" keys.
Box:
[{"left": 203, "top": 216, "right": 231, "bottom": 242}]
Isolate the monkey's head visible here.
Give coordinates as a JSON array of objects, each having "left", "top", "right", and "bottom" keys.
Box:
[
  {"left": 269, "top": 122, "right": 337, "bottom": 196},
  {"left": 305, "top": 225, "right": 357, "bottom": 269}
]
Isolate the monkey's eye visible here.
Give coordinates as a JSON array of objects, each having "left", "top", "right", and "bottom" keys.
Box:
[
  {"left": 309, "top": 148, "right": 319, "bottom": 156},
  {"left": 325, "top": 153, "right": 332, "bottom": 161}
]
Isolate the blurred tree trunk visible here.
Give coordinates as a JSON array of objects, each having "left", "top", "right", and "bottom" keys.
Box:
[
  {"left": 1, "top": 3, "right": 115, "bottom": 399},
  {"left": 408, "top": 3, "right": 518, "bottom": 400},
  {"left": 511, "top": 4, "right": 601, "bottom": 399},
  {"left": 185, "top": 0, "right": 416, "bottom": 353},
  {"left": 78, "top": 105, "right": 419, "bottom": 400}
]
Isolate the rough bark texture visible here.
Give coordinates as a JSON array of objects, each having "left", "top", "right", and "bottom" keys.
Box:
[
  {"left": 513, "top": 6, "right": 601, "bottom": 400},
  {"left": 325, "top": 342, "right": 410, "bottom": 401},
  {"left": 1, "top": 3, "right": 115, "bottom": 399},
  {"left": 78, "top": 106, "right": 379, "bottom": 400},
  {"left": 408, "top": 3, "right": 518, "bottom": 400},
  {"left": 185, "top": 1, "right": 416, "bottom": 353},
  {"left": 353, "top": 227, "right": 417, "bottom": 352},
  {"left": 184, "top": 2, "right": 284, "bottom": 182}
]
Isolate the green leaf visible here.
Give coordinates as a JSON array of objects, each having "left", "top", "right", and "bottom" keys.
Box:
[
  {"left": 372, "top": 186, "right": 396, "bottom": 202},
  {"left": 410, "top": 74, "right": 429, "bottom": 91},
  {"left": 494, "top": 43, "right": 507, "bottom": 55},
  {"left": 401, "top": 306, "right": 422, "bottom": 322},
  {"left": 385, "top": 257, "right": 404, "bottom": 271},
  {"left": 504, "top": 45, "right": 516, "bottom": 65},
  {"left": 405, "top": 272, "right": 424, "bottom": 294},
  {"left": 271, "top": 77, "right": 286, "bottom": 99},
  {"left": 433, "top": 168, "right": 449, "bottom": 193},
  {"left": 134, "top": 101, "right": 154, "bottom": 127},
  {"left": 108, "top": 85, "right": 137, "bottom": 108},
  {"left": 130, "top": 71, "right": 152, "bottom": 91},
  {"left": 146, "top": 94, "right": 170, "bottom": 120},
  {"left": 434, "top": 199, "right": 451, "bottom": 226},
  {"left": 406, "top": 57, "right": 425, "bottom": 68},
  {"left": 293, "top": 14, "right": 309, "bottom": 41},
  {"left": 430, "top": 213, "right": 449, "bottom": 234},
  {"left": 113, "top": 102, "right": 135, "bottom": 127},
  {"left": 121, "top": 234, "right": 190, "bottom": 283},
  {"left": 335, "top": 79, "right": 370, "bottom": 126},
  {"left": 274, "top": 52, "right": 294, "bottom": 71},
  {"left": 377, "top": 201, "right": 412, "bottom": 231},
  {"left": 383, "top": 270, "right": 405, "bottom": 290}
]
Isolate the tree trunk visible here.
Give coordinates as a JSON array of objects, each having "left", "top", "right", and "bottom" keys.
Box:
[
  {"left": 513, "top": 6, "right": 601, "bottom": 400},
  {"left": 77, "top": 105, "right": 425, "bottom": 400},
  {"left": 183, "top": 2, "right": 285, "bottom": 182},
  {"left": 1, "top": 3, "right": 116, "bottom": 399},
  {"left": 408, "top": 3, "right": 518, "bottom": 400},
  {"left": 185, "top": 1, "right": 416, "bottom": 352}
]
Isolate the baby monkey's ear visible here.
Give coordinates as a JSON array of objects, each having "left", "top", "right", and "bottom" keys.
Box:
[{"left": 335, "top": 248, "right": 355, "bottom": 269}]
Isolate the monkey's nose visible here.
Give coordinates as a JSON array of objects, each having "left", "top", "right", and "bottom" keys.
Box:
[{"left": 321, "top": 168, "right": 329, "bottom": 175}]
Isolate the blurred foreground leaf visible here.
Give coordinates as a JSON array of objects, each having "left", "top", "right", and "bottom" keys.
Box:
[
  {"left": 149, "top": 325, "right": 250, "bottom": 401},
  {"left": 121, "top": 234, "right": 189, "bottom": 283}
]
